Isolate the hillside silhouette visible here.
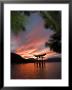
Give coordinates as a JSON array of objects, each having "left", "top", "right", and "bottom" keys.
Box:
[
  {"left": 11, "top": 53, "right": 61, "bottom": 64},
  {"left": 11, "top": 53, "right": 37, "bottom": 64}
]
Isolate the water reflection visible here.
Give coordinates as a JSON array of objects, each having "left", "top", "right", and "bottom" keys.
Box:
[
  {"left": 11, "top": 62, "right": 61, "bottom": 79},
  {"left": 34, "top": 61, "right": 45, "bottom": 69}
]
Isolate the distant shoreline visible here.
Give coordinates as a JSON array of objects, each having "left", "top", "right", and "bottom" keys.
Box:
[{"left": 11, "top": 52, "right": 61, "bottom": 64}]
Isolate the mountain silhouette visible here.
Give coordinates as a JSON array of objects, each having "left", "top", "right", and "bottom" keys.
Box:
[
  {"left": 11, "top": 53, "right": 36, "bottom": 64},
  {"left": 11, "top": 53, "right": 61, "bottom": 64},
  {"left": 11, "top": 53, "right": 24, "bottom": 60},
  {"left": 46, "top": 57, "right": 61, "bottom": 62},
  {"left": 11, "top": 53, "right": 25, "bottom": 63}
]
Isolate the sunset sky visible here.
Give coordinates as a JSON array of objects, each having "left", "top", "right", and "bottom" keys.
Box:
[{"left": 11, "top": 12, "right": 60, "bottom": 59}]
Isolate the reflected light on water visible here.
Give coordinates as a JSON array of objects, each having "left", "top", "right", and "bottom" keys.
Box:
[{"left": 11, "top": 62, "right": 61, "bottom": 79}]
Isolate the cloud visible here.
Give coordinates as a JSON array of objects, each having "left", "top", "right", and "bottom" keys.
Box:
[{"left": 11, "top": 12, "right": 55, "bottom": 59}]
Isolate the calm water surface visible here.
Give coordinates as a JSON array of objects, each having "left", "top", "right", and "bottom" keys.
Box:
[{"left": 11, "top": 62, "right": 61, "bottom": 79}]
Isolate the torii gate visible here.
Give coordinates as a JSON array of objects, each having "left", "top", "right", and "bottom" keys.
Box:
[{"left": 34, "top": 53, "right": 46, "bottom": 60}]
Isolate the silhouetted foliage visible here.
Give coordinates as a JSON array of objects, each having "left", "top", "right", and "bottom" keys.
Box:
[
  {"left": 11, "top": 11, "right": 61, "bottom": 33},
  {"left": 24, "top": 11, "right": 31, "bottom": 16},
  {"left": 11, "top": 11, "right": 28, "bottom": 33},
  {"left": 40, "top": 11, "right": 61, "bottom": 31},
  {"left": 45, "top": 31, "right": 61, "bottom": 53},
  {"left": 43, "top": 11, "right": 61, "bottom": 53}
]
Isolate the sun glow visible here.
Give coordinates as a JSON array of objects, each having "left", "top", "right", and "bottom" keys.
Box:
[{"left": 16, "top": 46, "right": 57, "bottom": 60}]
